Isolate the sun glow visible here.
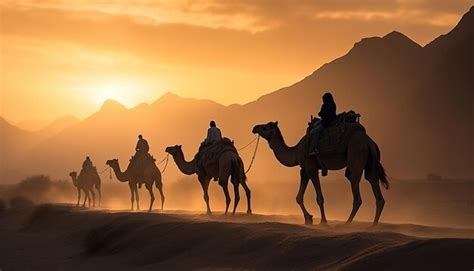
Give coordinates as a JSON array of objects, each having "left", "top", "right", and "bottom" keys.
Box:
[{"left": 92, "top": 80, "right": 142, "bottom": 106}]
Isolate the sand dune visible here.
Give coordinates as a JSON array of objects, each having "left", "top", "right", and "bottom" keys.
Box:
[{"left": 0, "top": 204, "right": 472, "bottom": 270}]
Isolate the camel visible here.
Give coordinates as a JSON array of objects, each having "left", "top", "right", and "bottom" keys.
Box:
[
  {"left": 69, "top": 171, "right": 101, "bottom": 207},
  {"left": 165, "top": 145, "right": 251, "bottom": 215},
  {"left": 105, "top": 158, "right": 164, "bottom": 212},
  {"left": 252, "top": 121, "right": 389, "bottom": 225}
]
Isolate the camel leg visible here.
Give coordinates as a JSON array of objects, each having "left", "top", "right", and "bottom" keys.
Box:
[
  {"left": 345, "top": 137, "right": 367, "bottom": 224},
  {"left": 146, "top": 183, "right": 155, "bottom": 212},
  {"left": 369, "top": 179, "right": 385, "bottom": 225},
  {"left": 241, "top": 181, "right": 252, "bottom": 214},
  {"left": 199, "top": 176, "right": 212, "bottom": 215},
  {"left": 129, "top": 183, "right": 135, "bottom": 210},
  {"left": 135, "top": 184, "right": 140, "bottom": 211},
  {"left": 91, "top": 190, "right": 96, "bottom": 208},
  {"left": 83, "top": 190, "right": 89, "bottom": 207},
  {"left": 219, "top": 178, "right": 231, "bottom": 215},
  {"left": 346, "top": 174, "right": 363, "bottom": 224},
  {"left": 97, "top": 188, "right": 101, "bottom": 207},
  {"left": 76, "top": 188, "right": 81, "bottom": 206},
  {"left": 232, "top": 182, "right": 240, "bottom": 215},
  {"left": 297, "top": 169, "right": 313, "bottom": 225},
  {"left": 155, "top": 179, "right": 165, "bottom": 211},
  {"left": 310, "top": 175, "right": 327, "bottom": 225}
]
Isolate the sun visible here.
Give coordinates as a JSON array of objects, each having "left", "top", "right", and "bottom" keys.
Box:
[{"left": 93, "top": 80, "right": 139, "bottom": 106}]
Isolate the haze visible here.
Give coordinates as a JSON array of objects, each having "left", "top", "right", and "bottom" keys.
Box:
[{"left": 1, "top": 0, "right": 472, "bottom": 123}]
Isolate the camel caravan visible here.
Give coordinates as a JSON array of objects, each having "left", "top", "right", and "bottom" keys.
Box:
[{"left": 69, "top": 92, "right": 389, "bottom": 225}]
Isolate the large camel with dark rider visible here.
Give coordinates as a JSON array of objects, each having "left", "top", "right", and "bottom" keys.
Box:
[{"left": 252, "top": 93, "right": 389, "bottom": 225}]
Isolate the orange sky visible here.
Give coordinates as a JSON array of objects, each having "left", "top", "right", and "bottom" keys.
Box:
[{"left": 0, "top": 0, "right": 472, "bottom": 124}]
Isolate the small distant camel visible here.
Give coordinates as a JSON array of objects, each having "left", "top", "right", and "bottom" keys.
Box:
[
  {"left": 166, "top": 145, "right": 251, "bottom": 215},
  {"left": 69, "top": 171, "right": 101, "bottom": 207},
  {"left": 106, "top": 158, "right": 164, "bottom": 212},
  {"left": 253, "top": 121, "right": 389, "bottom": 225}
]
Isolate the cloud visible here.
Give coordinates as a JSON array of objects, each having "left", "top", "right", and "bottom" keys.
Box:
[
  {"left": 0, "top": 0, "right": 471, "bottom": 121},
  {"left": 2, "top": 0, "right": 471, "bottom": 32}
]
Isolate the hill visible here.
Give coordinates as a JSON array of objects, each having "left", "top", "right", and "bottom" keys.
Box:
[{"left": 2, "top": 7, "right": 473, "bottom": 182}]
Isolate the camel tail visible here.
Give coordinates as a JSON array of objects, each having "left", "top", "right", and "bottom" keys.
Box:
[
  {"left": 377, "top": 161, "right": 390, "bottom": 190},
  {"left": 93, "top": 172, "right": 101, "bottom": 190},
  {"left": 154, "top": 166, "right": 163, "bottom": 189},
  {"left": 368, "top": 138, "right": 390, "bottom": 190},
  {"left": 232, "top": 156, "right": 247, "bottom": 183}
]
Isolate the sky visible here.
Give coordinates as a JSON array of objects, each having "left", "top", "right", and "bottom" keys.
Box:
[{"left": 1, "top": 0, "right": 472, "bottom": 124}]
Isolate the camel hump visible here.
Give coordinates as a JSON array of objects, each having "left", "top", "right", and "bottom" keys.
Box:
[
  {"left": 195, "top": 138, "right": 239, "bottom": 168},
  {"left": 307, "top": 110, "right": 361, "bottom": 134},
  {"left": 128, "top": 153, "right": 156, "bottom": 175},
  {"left": 306, "top": 111, "right": 365, "bottom": 154}
]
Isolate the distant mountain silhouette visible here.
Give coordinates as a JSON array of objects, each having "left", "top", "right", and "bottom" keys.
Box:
[{"left": 1, "top": 7, "right": 472, "bottom": 182}]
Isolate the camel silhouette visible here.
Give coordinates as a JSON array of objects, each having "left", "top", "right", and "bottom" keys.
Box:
[
  {"left": 253, "top": 121, "right": 389, "bottom": 225},
  {"left": 69, "top": 171, "right": 101, "bottom": 207},
  {"left": 165, "top": 145, "right": 251, "bottom": 215},
  {"left": 106, "top": 158, "right": 164, "bottom": 212}
]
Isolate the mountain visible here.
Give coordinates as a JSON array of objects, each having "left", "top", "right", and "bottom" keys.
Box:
[
  {"left": 16, "top": 119, "right": 49, "bottom": 131},
  {"left": 2, "top": 7, "right": 473, "bottom": 182},
  {"left": 39, "top": 116, "right": 80, "bottom": 137}
]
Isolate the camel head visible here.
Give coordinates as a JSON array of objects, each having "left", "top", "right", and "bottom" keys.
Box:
[
  {"left": 106, "top": 159, "right": 119, "bottom": 168},
  {"left": 69, "top": 171, "right": 77, "bottom": 179},
  {"left": 165, "top": 145, "right": 182, "bottom": 157},
  {"left": 252, "top": 121, "right": 279, "bottom": 140},
  {"left": 69, "top": 171, "right": 78, "bottom": 186}
]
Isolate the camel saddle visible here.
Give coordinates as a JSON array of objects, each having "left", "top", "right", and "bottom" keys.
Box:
[
  {"left": 306, "top": 110, "right": 365, "bottom": 154},
  {"left": 195, "top": 138, "right": 238, "bottom": 169},
  {"left": 128, "top": 153, "right": 156, "bottom": 180},
  {"left": 79, "top": 166, "right": 100, "bottom": 181}
]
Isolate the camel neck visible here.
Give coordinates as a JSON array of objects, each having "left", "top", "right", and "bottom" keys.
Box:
[
  {"left": 111, "top": 163, "right": 129, "bottom": 182},
  {"left": 71, "top": 176, "right": 79, "bottom": 187},
  {"left": 269, "top": 128, "right": 300, "bottom": 167},
  {"left": 173, "top": 150, "right": 196, "bottom": 175}
]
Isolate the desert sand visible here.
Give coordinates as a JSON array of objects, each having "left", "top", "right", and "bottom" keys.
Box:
[{"left": 0, "top": 204, "right": 472, "bottom": 270}]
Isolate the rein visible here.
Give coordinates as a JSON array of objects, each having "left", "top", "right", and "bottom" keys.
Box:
[
  {"left": 97, "top": 166, "right": 113, "bottom": 180},
  {"left": 238, "top": 136, "right": 259, "bottom": 151},
  {"left": 159, "top": 153, "right": 170, "bottom": 174},
  {"left": 244, "top": 135, "right": 260, "bottom": 174}
]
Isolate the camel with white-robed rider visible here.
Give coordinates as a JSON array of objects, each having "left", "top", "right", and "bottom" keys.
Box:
[
  {"left": 165, "top": 141, "right": 252, "bottom": 215},
  {"left": 106, "top": 156, "right": 164, "bottom": 212}
]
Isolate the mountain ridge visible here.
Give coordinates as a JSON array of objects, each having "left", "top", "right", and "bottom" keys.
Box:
[{"left": 2, "top": 7, "right": 473, "bottom": 182}]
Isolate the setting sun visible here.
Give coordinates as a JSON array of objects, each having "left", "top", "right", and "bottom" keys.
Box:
[{"left": 92, "top": 80, "right": 140, "bottom": 106}]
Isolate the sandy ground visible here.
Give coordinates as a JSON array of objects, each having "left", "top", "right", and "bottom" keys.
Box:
[{"left": 0, "top": 204, "right": 473, "bottom": 270}]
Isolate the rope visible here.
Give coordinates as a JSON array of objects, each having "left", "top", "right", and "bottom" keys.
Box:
[
  {"left": 160, "top": 153, "right": 170, "bottom": 174},
  {"left": 95, "top": 166, "right": 113, "bottom": 180},
  {"left": 238, "top": 136, "right": 259, "bottom": 151},
  {"left": 244, "top": 135, "right": 260, "bottom": 174},
  {"left": 97, "top": 166, "right": 111, "bottom": 174},
  {"left": 156, "top": 155, "right": 168, "bottom": 165}
]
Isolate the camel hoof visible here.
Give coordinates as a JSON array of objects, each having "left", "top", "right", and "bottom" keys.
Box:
[
  {"left": 304, "top": 215, "right": 313, "bottom": 225},
  {"left": 246, "top": 210, "right": 252, "bottom": 215},
  {"left": 319, "top": 220, "right": 328, "bottom": 226}
]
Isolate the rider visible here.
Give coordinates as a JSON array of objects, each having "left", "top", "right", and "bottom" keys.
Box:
[
  {"left": 135, "top": 134, "right": 150, "bottom": 156},
  {"left": 309, "top": 92, "right": 337, "bottom": 155},
  {"left": 82, "top": 156, "right": 93, "bottom": 170},
  {"left": 205, "top": 120, "right": 222, "bottom": 145}
]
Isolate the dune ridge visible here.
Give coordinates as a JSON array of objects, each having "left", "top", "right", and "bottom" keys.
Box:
[{"left": 0, "top": 204, "right": 472, "bottom": 270}]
